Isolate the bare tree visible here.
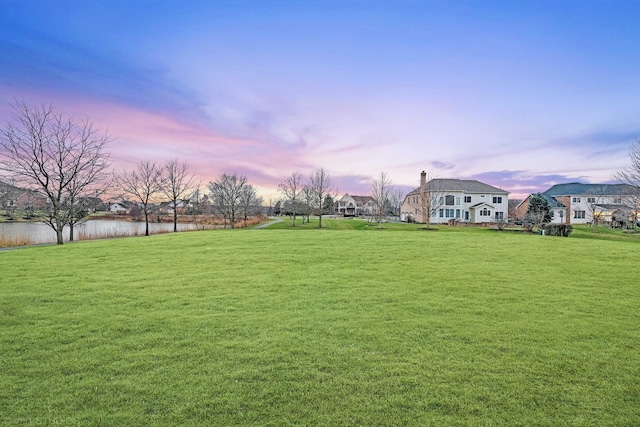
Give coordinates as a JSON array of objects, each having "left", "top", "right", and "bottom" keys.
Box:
[
  {"left": 614, "top": 138, "right": 640, "bottom": 228},
  {"left": 239, "top": 184, "right": 263, "bottom": 227},
  {"left": 310, "top": 167, "right": 336, "bottom": 228},
  {"left": 301, "top": 184, "right": 314, "bottom": 224},
  {"left": 209, "top": 172, "right": 248, "bottom": 229},
  {"left": 119, "top": 160, "right": 163, "bottom": 236},
  {"left": 389, "top": 187, "right": 405, "bottom": 219},
  {"left": 0, "top": 101, "right": 111, "bottom": 244},
  {"left": 161, "top": 158, "right": 197, "bottom": 232},
  {"left": 278, "top": 172, "right": 303, "bottom": 227},
  {"left": 585, "top": 193, "right": 606, "bottom": 228},
  {"left": 407, "top": 171, "right": 445, "bottom": 225},
  {"left": 370, "top": 171, "right": 394, "bottom": 225}
]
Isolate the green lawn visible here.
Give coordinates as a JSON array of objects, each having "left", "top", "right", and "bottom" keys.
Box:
[{"left": 1, "top": 224, "right": 639, "bottom": 425}]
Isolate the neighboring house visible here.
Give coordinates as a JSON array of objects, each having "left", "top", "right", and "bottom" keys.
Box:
[
  {"left": 79, "top": 196, "right": 107, "bottom": 212},
  {"left": 159, "top": 199, "right": 190, "bottom": 215},
  {"left": 335, "top": 194, "right": 376, "bottom": 216},
  {"left": 15, "top": 190, "right": 48, "bottom": 209},
  {"left": 0, "top": 180, "right": 21, "bottom": 208},
  {"left": 109, "top": 201, "right": 136, "bottom": 214},
  {"left": 401, "top": 172, "right": 509, "bottom": 224},
  {"left": 0, "top": 181, "right": 49, "bottom": 210},
  {"left": 516, "top": 182, "right": 639, "bottom": 225}
]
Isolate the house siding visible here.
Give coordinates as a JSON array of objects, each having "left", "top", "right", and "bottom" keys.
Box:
[{"left": 401, "top": 178, "right": 509, "bottom": 224}]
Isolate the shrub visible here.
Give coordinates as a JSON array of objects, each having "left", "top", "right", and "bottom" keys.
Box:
[{"left": 541, "top": 223, "right": 573, "bottom": 237}]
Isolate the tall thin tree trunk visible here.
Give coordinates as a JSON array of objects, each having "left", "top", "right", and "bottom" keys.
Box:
[{"left": 173, "top": 208, "right": 178, "bottom": 232}]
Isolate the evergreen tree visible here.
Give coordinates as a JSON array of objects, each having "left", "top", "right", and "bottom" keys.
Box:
[{"left": 526, "top": 193, "right": 554, "bottom": 225}]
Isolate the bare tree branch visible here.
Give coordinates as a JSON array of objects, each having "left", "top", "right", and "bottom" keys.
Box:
[
  {"left": 310, "top": 167, "right": 336, "bottom": 228},
  {"left": 0, "top": 101, "right": 111, "bottom": 244},
  {"left": 370, "top": 171, "right": 393, "bottom": 225},
  {"left": 119, "top": 160, "right": 163, "bottom": 236},
  {"left": 161, "top": 158, "right": 197, "bottom": 232},
  {"left": 278, "top": 172, "right": 303, "bottom": 227},
  {"left": 209, "top": 172, "right": 248, "bottom": 229}
]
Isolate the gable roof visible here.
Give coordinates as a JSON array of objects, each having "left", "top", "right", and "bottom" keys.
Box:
[
  {"left": 407, "top": 179, "right": 509, "bottom": 196},
  {"left": 340, "top": 194, "right": 375, "bottom": 204},
  {"left": 544, "top": 182, "right": 637, "bottom": 196}
]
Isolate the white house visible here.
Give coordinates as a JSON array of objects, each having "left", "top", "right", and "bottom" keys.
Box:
[
  {"left": 401, "top": 172, "right": 509, "bottom": 224},
  {"left": 516, "top": 182, "right": 638, "bottom": 225},
  {"left": 109, "top": 201, "right": 135, "bottom": 214}
]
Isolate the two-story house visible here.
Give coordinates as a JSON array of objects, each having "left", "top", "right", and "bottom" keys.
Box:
[
  {"left": 335, "top": 194, "right": 376, "bottom": 216},
  {"left": 401, "top": 172, "right": 509, "bottom": 224},
  {"left": 516, "top": 182, "right": 639, "bottom": 225}
]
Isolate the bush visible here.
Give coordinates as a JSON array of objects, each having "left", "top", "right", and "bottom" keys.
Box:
[{"left": 541, "top": 223, "right": 573, "bottom": 237}]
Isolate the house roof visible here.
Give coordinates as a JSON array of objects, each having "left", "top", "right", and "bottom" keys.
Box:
[
  {"left": 407, "top": 179, "right": 509, "bottom": 196},
  {"left": 340, "top": 194, "right": 375, "bottom": 204},
  {"left": 540, "top": 193, "right": 566, "bottom": 208},
  {"left": 469, "top": 202, "right": 495, "bottom": 209},
  {"left": 0, "top": 180, "right": 25, "bottom": 196},
  {"left": 515, "top": 192, "right": 567, "bottom": 210},
  {"left": 544, "top": 182, "right": 637, "bottom": 196}
]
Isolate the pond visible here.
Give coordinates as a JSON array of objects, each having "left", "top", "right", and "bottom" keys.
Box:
[{"left": 0, "top": 220, "right": 202, "bottom": 245}]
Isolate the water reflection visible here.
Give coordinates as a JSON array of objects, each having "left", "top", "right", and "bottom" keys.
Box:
[{"left": 0, "top": 220, "right": 202, "bottom": 245}]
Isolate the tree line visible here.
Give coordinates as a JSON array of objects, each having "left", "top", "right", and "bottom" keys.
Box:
[
  {"left": 4, "top": 101, "right": 640, "bottom": 244},
  {"left": 0, "top": 102, "right": 264, "bottom": 244}
]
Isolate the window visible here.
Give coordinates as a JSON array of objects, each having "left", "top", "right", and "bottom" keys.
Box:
[
  {"left": 464, "top": 196, "right": 471, "bottom": 203},
  {"left": 492, "top": 196, "right": 502, "bottom": 204},
  {"left": 445, "top": 195, "right": 455, "bottom": 205},
  {"left": 495, "top": 212, "right": 504, "bottom": 220},
  {"left": 480, "top": 208, "right": 490, "bottom": 216},
  {"left": 574, "top": 210, "right": 585, "bottom": 219},
  {"left": 613, "top": 197, "right": 622, "bottom": 204},
  {"left": 445, "top": 209, "right": 455, "bottom": 218},
  {"left": 456, "top": 197, "right": 460, "bottom": 205},
  {"left": 587, "top": 197, "right": 596, "bottom": 203},
  {"left": 573, "top": 197, "right": 581, "bottom": 202},
  {"left": 465, "top": 211, "right": 469, "bottom": 220},
  {"left": 455, "top": 209, "right": 461, "bottom": 218},
  {"left": 439, "top": 209, "right": 444, "bottom": 218}
]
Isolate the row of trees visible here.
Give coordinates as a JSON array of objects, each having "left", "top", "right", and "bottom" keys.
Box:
[
  {"left": 119, "top": 163, "right": 264, "bottom": 235},
  {"left": 0, "top": 102, "right": 264, "bottom": 244},
  {"left": 277, "top": 170, "right": 403, "bottom": 227},
  {"left": 278, "top": 168, "right": 336, "bottom": 227}
]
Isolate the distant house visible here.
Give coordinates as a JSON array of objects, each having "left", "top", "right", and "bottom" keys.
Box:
[
  {"left": 335, "top": 194, "right": 376, "bottom": 216},
  {"left": 15, "top": 190, "right": 48, "bottom": 210},
  {"left": 401, "top": 172, "right": 509, "bottom": 224},
  {"left": 516, "top": 182, "right": 639, "bottom": 225},
  {"left": 158, "top": 199, "right": 190, "bottom": 215},
  {"left": 79, "top": 196, "right": 107, "bottom": 212},
  {"left": 0, "top": 181, "right": 48, "bottom": 210},
  {"left": 0, "top": 180, "right": 21, "bottom": 208},
  {"left": 109, "top": 201, "right": 137, "bottom": 214}
]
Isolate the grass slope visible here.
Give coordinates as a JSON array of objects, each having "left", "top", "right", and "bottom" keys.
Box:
[{"left": 1, "top": 225, "right": 639, "bottom": 425}]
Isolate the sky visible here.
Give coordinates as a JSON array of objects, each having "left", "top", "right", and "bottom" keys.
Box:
[{"left": 2, "top": 0, "right": 640, "bottom": 200}]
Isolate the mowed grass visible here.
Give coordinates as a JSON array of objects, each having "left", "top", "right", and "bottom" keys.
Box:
[{"left": 1, "top": 225, "right": 639, "bottom": 425}]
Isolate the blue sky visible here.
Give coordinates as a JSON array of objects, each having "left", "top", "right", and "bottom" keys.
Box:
[{"left": 2, "top": 0, "right": 640, "bottom": 199}]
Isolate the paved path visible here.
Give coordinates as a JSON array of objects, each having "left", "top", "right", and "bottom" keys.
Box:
[{"left": 252, "top": 218, "right": 283, "bottom": 229}]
